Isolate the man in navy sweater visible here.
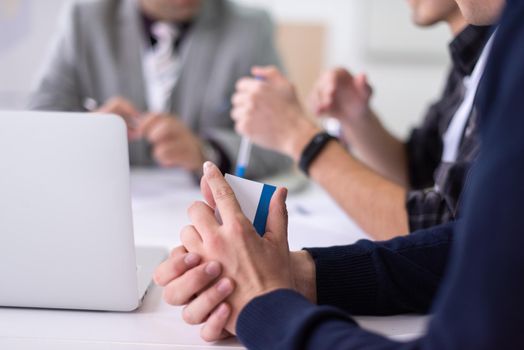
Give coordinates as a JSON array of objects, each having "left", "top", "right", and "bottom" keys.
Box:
[{"left": 154, "top": 0, "right": 524, "bottom": 348}]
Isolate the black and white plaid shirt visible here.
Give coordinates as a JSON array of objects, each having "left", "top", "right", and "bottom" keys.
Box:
[{"left": 405, "top": 25, "right": 492, "bottom": 231}]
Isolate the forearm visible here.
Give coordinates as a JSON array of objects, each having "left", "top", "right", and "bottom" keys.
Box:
[
  {"left": 341, "top": 110, "right": 408, "bottom": 187},
  {"left": 290, "top": 130, "right": 409, "bottom": 239},
  {"left": 237, "top": 289, "right": 417, "bottom": 350},
  {"left": 305, "top": 222, "right": 453, "bottom": 315}
]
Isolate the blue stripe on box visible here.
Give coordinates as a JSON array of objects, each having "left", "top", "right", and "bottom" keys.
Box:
[{"left": 253, "top": 184, "right": 276, "bottom": 236}]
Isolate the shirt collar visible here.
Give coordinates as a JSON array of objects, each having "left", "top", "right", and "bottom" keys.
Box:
[
  {"left": 140, "top": 12, "right": 193, "bottom": 50},
  {"left": 449, "top": 25, "right": 493, "bottom": 77}
]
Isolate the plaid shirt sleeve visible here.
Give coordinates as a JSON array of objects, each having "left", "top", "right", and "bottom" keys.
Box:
[
  {"left": 403, "top": 25, "right": 490, "bottom": 232},
  {"left": 405, "top": 102, "right": 445, "bottom": 190},
  {"left": 406, "top": 108, "right": 480, "bottom": 231}
]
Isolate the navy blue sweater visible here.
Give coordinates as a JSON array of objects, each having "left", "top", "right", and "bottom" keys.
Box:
[{"left": 236, "top": 1, "right": 524, "bottom": 349}]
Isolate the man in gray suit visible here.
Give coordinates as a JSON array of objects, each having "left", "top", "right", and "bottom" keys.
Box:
[{"left": 29, "top": 0, "right": 291, "bottom": 178}]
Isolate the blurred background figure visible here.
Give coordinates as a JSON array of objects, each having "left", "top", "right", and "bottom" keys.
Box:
[
  {"left": 228, "top": 0, "right": 492, "bottom": 239},
  {"left": 26, "top": 0, "right": 291, "bottom": 177},
  {"left": 306, "top": 0, "right": 492, "bottom": 233},
  {"left": 0, "top": 0, "right": 462, "bottom": 177}
]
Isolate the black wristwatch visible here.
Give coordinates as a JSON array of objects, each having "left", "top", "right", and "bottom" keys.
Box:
[{"left": 298, "top": 131, "right": 338, "bottom": 175}]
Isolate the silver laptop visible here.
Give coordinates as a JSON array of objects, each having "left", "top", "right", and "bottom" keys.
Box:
[{"left": 0, "top": 111, "right": 166, "bottom": 311}]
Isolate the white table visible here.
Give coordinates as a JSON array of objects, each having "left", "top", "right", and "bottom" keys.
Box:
[{"left": 0, "top": 169, "right": 428, "bottom": 349}]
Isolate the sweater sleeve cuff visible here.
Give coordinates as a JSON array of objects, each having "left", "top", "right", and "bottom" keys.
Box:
[
  {"left": 304, "top": 242, "right": 379, "bottom": 314},
  {"left": 237, "top": 289, "right": 357, "bottom": 350}
]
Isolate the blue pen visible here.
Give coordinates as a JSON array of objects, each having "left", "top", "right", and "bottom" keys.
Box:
[
  {"left": 235, "top": 137, "right": 252, "bottom": 177},
  {"left": 235, "top": 75, "right": 264, "bottom": 177}
]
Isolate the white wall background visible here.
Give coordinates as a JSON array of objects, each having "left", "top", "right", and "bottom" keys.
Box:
[
  {"left": 0, "top": 0, "right": 66, "bottom": 108},
  {"left": 0, "top": 0, "right": 453, "bottom": 138}
]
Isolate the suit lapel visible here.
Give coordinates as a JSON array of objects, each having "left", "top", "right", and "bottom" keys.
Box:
[
  {"left": 168, "top": 0, "right": 224, "bottom": 129},
  {"left": 115, "top": 0, "right": 148, "bottom": 111}
]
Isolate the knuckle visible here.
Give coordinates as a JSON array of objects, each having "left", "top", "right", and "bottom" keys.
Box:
[
  {"left": 243, "top": 122, "right": 255, "bottom": 136},
  {"left": 234, "top": 122, "right": 244, "bottom": 135},
  {"left": 234, "top": 212, "right": 248, "bottom": 225},
  {"left": 179, "top": 224, "right": 194, "bottom": 242},
  {"left": 245, "top": 101, "right": 256, "bottom": 113},
  {"left": 180, "top": 223, "right": 192, "bottom": 234},
  {"left": 202, "top": 288, "right": 219, "bottom": 307},
  {"left": 200, "top": 327, "right": 215, "bottom": 342},
  {"left": 170, "top": 246, "right": 183, "bottom": 257},
  {"left": 204, "top": 242, "right": 218, "bottom": 256},
  {"left": 227, "top": 219, "right": 246, "bottom": 237},
  {"left": 185, "top": 296, "right": 216, "bottom": 326},
  {"left": 152, "top": 269, "right": 164, "bottom": 286},
  {"left": 213, "top": 185, "right": 235, "bottom": 202},
  {"left": 235, "top": 79, "right": 244, "bottom": 90},
  {"left": 231, "top": 109, "right": 241, "bottom": 122},
  {"left": 188, "top": 271, "right": 213, "bottom": 294},
  {"left": 163, "top": 286, "right": 183, "bottom": 305},
  {"left": 171, "top": 259, "right": 185, "bottom": 277},
  {"left": 153, "top": 260, "right": 171, "bottom": 285},
  {"left": 187, "top": 202, "right": 200, "bottom": 216},
  {"left": 206, "top": 231, "right": 219, "bottom": 244},
  {"left": 252, "top": 84, "right": 264, "bottom": 95},
  {"left": 182, "top": 307, "right": 200, "bottom": 325},
  {"left": 232, "top": 93, "right": 242, "bottom": 106}
]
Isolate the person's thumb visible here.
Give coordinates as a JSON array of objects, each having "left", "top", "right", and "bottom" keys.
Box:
[
  {"left": 265, "top": 187, "right": 289, "bottom": 241},
  {"left": 355, "top": 73, "right": 373, "bottom": 99}
]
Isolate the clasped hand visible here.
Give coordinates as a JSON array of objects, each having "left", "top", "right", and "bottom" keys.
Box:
[
  {"left": 154, "top": 161, "right": 297, "bottom": 341},
  {"left": 94, "top": 96, "right": 204, "bottom": 171}
]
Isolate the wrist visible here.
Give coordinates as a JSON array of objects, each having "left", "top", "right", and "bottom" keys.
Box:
[
  {"left": 340, "top": 107, "right": 375, "bottom": 134},
  {"left": 290, "top": 251, "right": 316, "bottom": 303},
  {"left": 286, "top": 119, "right": 322, "bottom": 162}
]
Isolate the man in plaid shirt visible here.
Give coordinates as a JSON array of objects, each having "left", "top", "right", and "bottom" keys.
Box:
[{"left": 229, "top": 0, "right": 492, "bottom": 239}]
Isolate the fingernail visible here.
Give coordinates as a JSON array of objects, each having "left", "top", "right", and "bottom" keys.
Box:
[
  {"left": 216, "top": 278, "right": 233, "bottom": 294},
  {"left": 184, "top": 253, "right": 200, "bottom": 267},
  {"left": 205, "top": 261, "right": 221, "bottom": 277},
  {"left": 203, "top": 161, "right": 213, "bottom": 174}
]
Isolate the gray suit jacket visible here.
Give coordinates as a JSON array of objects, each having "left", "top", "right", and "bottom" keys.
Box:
[{"left": 29, "top": 0, "right": 291, "bottom": 178}]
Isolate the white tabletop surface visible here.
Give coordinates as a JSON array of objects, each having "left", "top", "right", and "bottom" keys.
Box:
[{"left": 0, "top": 169, "right": 428, "bottom": 349}]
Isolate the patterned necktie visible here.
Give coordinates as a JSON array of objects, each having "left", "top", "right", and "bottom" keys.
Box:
[{"left": 144, "top": 22, "right": 181, "bottom": 113}]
